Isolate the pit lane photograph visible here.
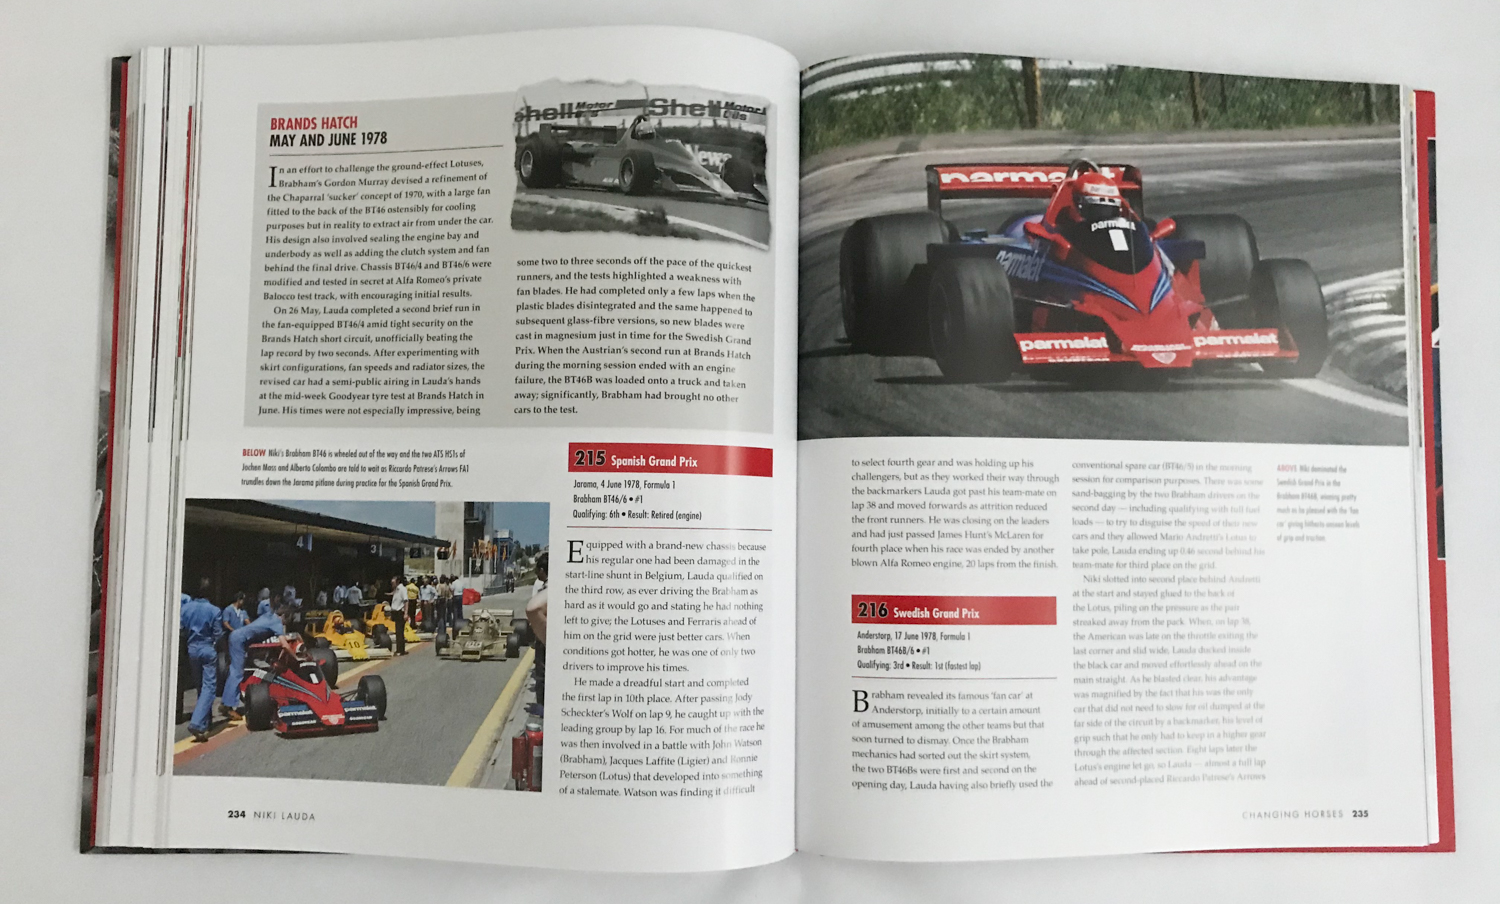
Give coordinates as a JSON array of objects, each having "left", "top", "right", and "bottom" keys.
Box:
[
  {"left": 798, "top": 54, "right": 1412, "bottom": 445},
  {"left": 511, "top": 79, "right": 771, "bottom": 249},
  {"left": 172, "top": 498, "right": 551, "bottom": 791}
]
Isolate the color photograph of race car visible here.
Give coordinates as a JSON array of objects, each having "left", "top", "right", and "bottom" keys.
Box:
[
  {"left": 435, "top": 608, "right": 519, "bottom": 662},
  {"left": 239, "top": 635, "right": 387, "bottom": 737},
  {"left": 840, "top": 159, "right": 1329, "bottom": 386},
  {"left": 517, "top": 114, "right": 763, "bottom": 204}
]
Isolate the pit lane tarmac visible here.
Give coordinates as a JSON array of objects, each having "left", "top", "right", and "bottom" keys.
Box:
[{"left": 173, "top": 590, "right": 533, "bottom": 788}]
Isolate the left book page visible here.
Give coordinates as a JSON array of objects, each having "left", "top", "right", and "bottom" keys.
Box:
[{"left": 90, "top": 26, "right": 800, "bottom": 872}]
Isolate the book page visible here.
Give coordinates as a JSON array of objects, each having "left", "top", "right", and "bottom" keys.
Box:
[
  {"left": 107, "top": 27, "right": 799, "bottom": 872},
  {"left": 795, "top": 53, "right": 1440, "bottom": 860}
]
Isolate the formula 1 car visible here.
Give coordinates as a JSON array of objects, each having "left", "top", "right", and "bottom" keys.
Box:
[
  {"left": 240, "top": 635, "right": 387, "bottom": 736},
  {"left": 307, "top": 609, "right": 393, "bottom": 661},
  {"left": 360, "top": 601, "right": 420, "bottom": 648},
  {"left": 435, "top": 608, "right": 520, "bottom": 661},
  {"left": 515, "top": 114, "right": 762, "bottom": 203},
  {"left": 839, "top": 159, "right": 1330, "bottom": 384}
]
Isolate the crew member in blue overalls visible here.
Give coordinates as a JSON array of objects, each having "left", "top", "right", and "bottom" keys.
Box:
[
  {"left": 221, "top": 590, "right": 250, "bottom": 635},
  {"left": 180, "top": 579, "right": 223, "bottom": 743},
  {"left": 222, "top": 599, "right": 288, "bottom": 721},
  {"left": 255, "top": 587, "right": 273, "bottom": 618}
]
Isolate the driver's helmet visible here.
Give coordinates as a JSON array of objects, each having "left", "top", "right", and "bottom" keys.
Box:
[
  {"left": 633, "top": 117, "right": 656, "bottom": 139},
  {"left": 1072, "top": 172, "right": 1124, "bottom": 223}
]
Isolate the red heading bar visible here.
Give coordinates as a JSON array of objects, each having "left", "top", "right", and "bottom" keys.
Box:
[
  {"left": 568, "top": 443, "right": 772, "bottom": 477},
  {"left": 852, "top": 595, "right": 1056, "bottom": 626}
]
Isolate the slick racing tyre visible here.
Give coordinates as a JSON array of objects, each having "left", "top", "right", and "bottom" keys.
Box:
[
  {"left": 927, "top": 256, "right": 1020, "bottom": 383},
  {"left": 245, "top": 683, "right": 274, "bottom": 732},
  {"left": 215, "top": 649, "right": 231, "bottom": 697},
  {"left": 516, "top": 131, "right": 563, "bottom": 188},
  {"left": 358, "top": 675, "right": 388, "bottom": 720},
  {"left": 309, "top": 646, "right": 339, "bottom": 688},
  {"left": 372, "top": 624, "right": 391, "bottom": 650},
  {"left": 618, "top": 151, "right": 658, "bottom": 195},
  {"left": 839, "top": 212, "right": 947, "bottom": 354},
  {"left": 511, "top": 618, "right": 534, "bottom": 647},
  {"left": 1169, "top": 214, "right": 1259, "bottom": 326},
  {"left": 722, "top": 156, "right": 756, "bottom": 193},
  {"left": 505, "top": 633, "right": 522, "bottom": 660},
  {"left": 1251, "top": 259, "right": 1329, "bottom": 378}
]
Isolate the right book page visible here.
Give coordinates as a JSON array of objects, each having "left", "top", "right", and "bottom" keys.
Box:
[{"left": 795, "top": 53, "right": 1447, "bottom": 860}]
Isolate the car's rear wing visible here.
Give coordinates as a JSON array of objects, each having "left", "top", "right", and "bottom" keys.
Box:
[{"left": 926, "top": 163, "right": 1144, "bottom": 215}]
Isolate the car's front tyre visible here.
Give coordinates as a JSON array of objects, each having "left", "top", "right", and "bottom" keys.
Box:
[
  {"left": 619, "top": 151, "right": 657, "bottom": 195},
  {"left": 357, "top": 675, "right": 388, "bottom": 720},
  {"left": 1252, "top": 259, "right": 1329, "bottom": 378},
  {"left": 722, "top": 157, "right": 755, "bottom": 193},
  {"left": 245, "top": 683, "right": 274, "bottom": 732},
  {"left": 927, "top": 257, "right": 1019, "bottom": 383}
]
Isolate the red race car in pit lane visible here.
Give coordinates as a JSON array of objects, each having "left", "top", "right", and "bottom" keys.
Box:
[
  {"left": 239, "top": 636, "right": 387, "bottom": 736},
  {"left": 839, "top": 159, "right": 1330, "bottom": 384}
]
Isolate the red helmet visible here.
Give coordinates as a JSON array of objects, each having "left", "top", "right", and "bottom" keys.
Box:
[{"left": 1072, "top": 171, "right": 1124, "bottom": 222}]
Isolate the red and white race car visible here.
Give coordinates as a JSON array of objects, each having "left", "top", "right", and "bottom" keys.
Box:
[
  {"left": 239, "top": 636, "right": 386, "bottom": 736},
  {"left": 840, "top": 159, "right": 1329, "bottom": 384}
]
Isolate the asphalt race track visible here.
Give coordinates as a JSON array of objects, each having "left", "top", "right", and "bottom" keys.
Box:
[
  {"left": 174, "top": 590, "right": 532, "bottom": 787},
  {"left": 515, "top": 185, "right": 771, "bottom": 246},
  {"left": 798, "top": 135, "right": 1410, "bottom": 444}
]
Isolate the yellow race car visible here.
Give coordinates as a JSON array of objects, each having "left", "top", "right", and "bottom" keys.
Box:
[
  {"left": 316, "top": 610, "right": 371, "bottom": 660},
  {"left": 363, "top": 602, "right": 421, "bottom": 648}
]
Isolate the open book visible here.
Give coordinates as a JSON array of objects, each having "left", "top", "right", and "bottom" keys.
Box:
[{"left": 85, "top": 26, "right": 1449, "bottom": 870}]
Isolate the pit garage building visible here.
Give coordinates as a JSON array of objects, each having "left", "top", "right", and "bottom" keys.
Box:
[{"left": 181, "top": 499, "right": 448, "bottom": 605}]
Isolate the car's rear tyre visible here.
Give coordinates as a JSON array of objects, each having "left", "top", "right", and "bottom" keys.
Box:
[
  {"left": 372, "top": 624, "right": 391, "bottom": 650},
  {"left": 619, "top": 151, "right": 657, "bottom": 195},
  {"left": 358, "top": 675, "right": 388, "bottom": 720},
  {"left": 309, "top": 646, "right": 339, "bottom": 688},
  {"left": 840, "top": 212, "right": 947, "bottom": 354},
  {"left": 1251, "top": 259, "right": 1329, "bottom": 378},
  {"left": 722, "top": 157, "right": 755, "bottom": 193},
  {"left": 245, "top": 683, "right": 274, "bottom": 732},
  {"left": 1170, "top": 214, "right": 1259, "bottom": 325},
  {"left": 517, "top": 134, "right": 563, "bottom": 188},
  {"left": 215, "top": 649, "right": 231, "bottom": 697},
  {"left": 313, "top": 636, "right": 332, "bottom": 649},
  {"left": 927, "top": 256, "right": 1020, "bottom": 383}
]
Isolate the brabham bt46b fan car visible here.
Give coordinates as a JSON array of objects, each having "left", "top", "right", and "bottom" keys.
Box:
[
  {"left": 839, "top": 159, "right": 1330, "bottom": 383},
  {"left": 239, "top": 635, "right": 388, "bottom": 736},
  {"left": 515, "top": 114, "right": 762, "bottom": 203}
]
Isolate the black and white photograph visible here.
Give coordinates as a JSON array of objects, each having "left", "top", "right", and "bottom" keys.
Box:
[
  {"left": 171, "top": 499, "right": 551, "bottom": 791},
  {"left": 511, "top": 79, "right": 771, "bottom": 248},
  {"left": 798, "top": 54, "right": 1412, "bottom": 445}
]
